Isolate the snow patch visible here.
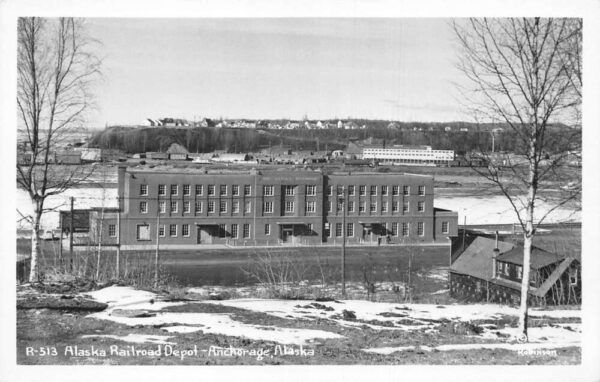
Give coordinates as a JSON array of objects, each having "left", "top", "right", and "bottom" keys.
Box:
[{"left": 81, "top": 334, "right": 176, "bottom": 345}]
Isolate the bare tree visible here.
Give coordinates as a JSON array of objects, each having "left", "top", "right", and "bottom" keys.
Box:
[
  {"left": 17, "top": 17, "right": 101, "bottom": 282},
  {"left": 453, "top": 18, "right": 581, "bottom": 341}
]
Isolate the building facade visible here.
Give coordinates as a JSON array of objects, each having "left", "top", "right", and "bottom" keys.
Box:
[
  {"left": 96, "top": 166, "right": 458, "bottom": 249},
  {"left": 362, "top": 145, "right": 455, "bottom": 166}
]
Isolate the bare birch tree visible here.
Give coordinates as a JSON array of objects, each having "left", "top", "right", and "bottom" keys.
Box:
[
  {"left": 453, "top": 18, "right": 581, "bottom": 341},
  {"left": 17, "top": 17, "right": 101, "bottom": 282}
]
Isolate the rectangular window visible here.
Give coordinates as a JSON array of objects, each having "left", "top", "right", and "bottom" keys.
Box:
[
  {"left": 348, "top": 185, "right": 355, "bottom": 196},
  {"left": 183, "top": 201, "right": 191, "bottom": 213},
  {"left": 284, "top": 185, "right": 296, "bottom": 196},
  {"left": 346, "top": 223, "right": 354, "bottom": 237},
  {"left": 403, "top": 185, "right": 410, "bottom": 196},
  {"left": 305, "top": 201, "right": 315, "bottom": 213},
  {"left": 140, "top": 184, "right": 148, "bottom": 196},
  {"left": 208, "top": 200, "right": 215, "bottom": 213},
  {"left": 182, "top": 224, "right": 190, "bottom": 237},
  {"left": 108, "top": 224, "right": 116, "bottom": 237},
  {"left": 337, "top": 186, "right": 344, "bottom": 195},
  {"left": 220, "top": 185, "right": 227, "bottom": 196},
  {"left": 231, "top": 224, "right": 238, "bottom": 238},
  {"left": 403, "top": 201, "right": 409, "bottom": 213},
  {"left": 402, "top": 222, "right": 409, "bottom": 236},
  {"left": 219, "top": 224, "right": 226, "bottom": 238},
  {"left": 307, "top": 223, "right": 313, "bottom": 232},
  {"left": 335, "top": 223, "right": 343, "bottom": 237},
  {"left": 418, "top": 185, "right": 425, "bottom": 196},
  {"left": 517, "top": 265, "right": 523, "bottom": 280},
  {"left": 244, "top": 185, "right": 251, "bottom": 196},
  {"left": 337, "top": 201, "right": 343, "bottom": 212},
  {"left": 370, "top": 185, "right": 377, "bottom": 196},
  {"left": 328, "top": 201, "right": 333, "bottom": 213},
  {"left": 169, "top": 224, "right": 177, "bottom": 237},
  {"left": 285, "top": 201, "right": 294, "bottom": 213},
  {"left": 170, "top": 201, "right": 177, "bottom": 213},
  {"left": 232, "top": 185, "right": 239, "bottom": 196},
  {"left": 159, "top": 201, "right": 166, "bottom": 213},
  {"left": 381, "top": 202, "right": 388, "bottom": 213},
  {"left": 359, "top": 185, "right": 366, "bottom": 196},
  {"left": 327, "top": 185, "right": 333, "bottom": 196},
  {"left": 381, "top": 185, "right": 388, "bottom": 196},
  {"left": 324, "top": 223, "right": 330, "bottom": 238},
  {"left": 392, "top": 185, "right": 399, "bottom": 195},
  {"left": 264, "top": 224, "right": 270, "bottom": 235},
  {"left": 359, "top": 202, "right": 366, "bottom": 212},
  {"left": 348, "top": 201, "right": 355, "bottom": 213},
  {"left": 370, "top": 202, "right": 377, "bottom": 212},
  {"left": 417, "top": 222, "right": 424, "bottom": 236},
  {"left": 306, "top": 185, "right": 316, "bottom": 196},
  {"left": 392, "top": 222, "right": 398, "bottom": 236},
  {"left": 220, "top": 200, "right": 227, "bottom": 213},
  {"left": 263, "top": 201, "right": 273, "bottom": 213},
  {"left": 392, "top": 201, "right": 399, "bottom": 212},
  {"left": 232, "top": 201, "right": 240, "bottom": 213},
  {"left": 183, "top": 184, "right": 190, "bottom": 196},
  {"left": 136, "top": 224, "right": 150, "bottom": 241},
  {"left": 263, "top": 185, "right": 274, "bottom": 196},
  {"left": 159, "top": 225, "right": 165, "bottom": 237},
  {"left": 208, "top": 185, "right": 215, "bottom": 196},
  {"left": 139, "top": 201, "right": 148, "bottom": 214},
  {"left": 195, "top": 184, "right": 203, "bottom": 196},
  {"left": 244, "top": 200, "right": 251, "bottom": 213},
  {"left": 171, "top": 184, "right": 178, "bottom": 196},
  {"left": 243, "top": 224, "right": 250, "bottom": 238},
  {"left": 195, "top": 201, "right": 202, "bottom": 213},
  {"left": 442, "top": 221, "right": 449, "bottom": 234},
  {"left": 158, "top": 184, "right": 166, "bottom": 196},
  {"left": 418, "top": 201, "right": 425, "bottom": 212}
]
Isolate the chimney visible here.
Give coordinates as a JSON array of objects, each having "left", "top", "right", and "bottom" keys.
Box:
[{"left": 492, "top": 231, "right": 499, "bottom": 278}]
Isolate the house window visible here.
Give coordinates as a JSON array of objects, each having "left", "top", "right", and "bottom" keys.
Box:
[
  {"left": 231, "top": 224, "right": 238, "bottom": 238},
  {"left": 170, "top": 201, "right": 177, "bottom": 213},
  {"left": 335, "top": 223, "right": 343, "bottom": 237},
  {"left": 327, "top": 186, "right": 333, "bottom": 196},
  {"left": 140, "top": 184, "right": 148, "bottom": 196},
  {"left": 418, "top": 185, "right": 425, "bottom": 196},
  {"left": 359, "top": 185, "right": 366, "bottom": 196},
  {"left": 392, "top": 201, "right": 399, "bottom": 212},
  {"left": 403, "top": 201, "right": 409, "bottom": 213},
  {"left": 348, "top": 185, "right": 355, "bottom": 196},
  {"left": 324, "top": 223, "right": 331, "bottom": 237},
  {"left": 347, "top": 202, "right": 355, "bottom": 213},
  {"left": 402, "top": 222, "right": 409, "bottom": 236},
  {"left": 232, "top": 185, "right": 239, "bottom": 196},
  {"left": 285, "top": 201, "right": 294, "bottom": 213},
  {"left": 169, "top": 224, "right": 177, "bottom": 237},
  {"left": 158, "top": 184, "right": 166, "bottom": 196},
  {"left": 158, "top": 225, "right": 165, "bottom": 237},
  {"left": 359, "top": 202, "right": 366, "bottom": 212},
  {"left": 195, "top": 201, "right": 202, "bottom": 213},
  {"left": 284, "top": 185, "right": 296, "bottom": 196},
  {"left": 307, "top": 223, "right": 313, "bottom": 232},
  {"left": 220, "top": 185, "right": 227, "bottom": 196},
  {"left": 306, "top": 185, "right": 316, "bottom": 196},
  {"left": 139, "top": 201, "right": 148, "bottom": 214},
  {"left": 243, "top": 224, "right": 250, "bottom": 238},
  {"left": 370, "top": 202, "right": 377, "bottom": 212},
  {"left": 208, "top": 200, "right": 215, "bottom": 213},
  {"left": 418, "top": 201, "right": 425, "bottom": 212},
  {"left": 263, "top": 185, "right": 274, "bottom": 196},
  {"left": 232, "top": 201, "right": 240, "bottom": 213},
  {"left": 183, "top": 184, "right": 190, "bottom": 196},
  {"left": 108, "top": 224, "right": 116, "bottom": 237},
  {"left": 264, "top": 224, "right": 270, "bottom": 235},
  {"left": 336, "top": 201, "right": 344, "bottom": 213},
  {"left": 244, "top": 185, "right": 251, "bottom": 196},
  {"left": 370, "top": 185, "right": 377, "bottom": 196},
  {"left": 220, "top": 200, "right": 227, "bottom": 213},
  {"left": 182, "top": 224, "right": 190, "bottom": 237},
  {"left": 136, "top": 224, "right": 150, "bottom": 241},
  {"left": 346, "top": 223, "right": 354, "bottom": 237},
  {"left": 208, "top": 185, "right": 215, "bottom": 196},
  {"left": 159, "top": 201, "right": 166, "bottom": 213},
  {"left": 517, "top": 265, "right": 523, "bottom": 280},
  {"left": 171, "top": 184, "right": 178, "bottom": 196},
  {"left": 392, "top": 222, "right": 398, "bottom": 236},
  {"left": 381, "top": 185, "right": 388, "bottom": 196},
  {"left": 183, "top": 201, "right": 190, "bottom": 213},
  {"left": 441, "top": 221, "right": 449, "bottom": 234},
  {"left": 263, "top": 201, "right": 273, "bottom": 213},
  {"left": 305, "top": 201, "right": 315, "bottom": 213},
  {"left": 244, "top": 200, "right": 251, "bottom": 213},
  {"left": 337, "top": 186, "right": 344, "bottom": 195},
  {"left": 403, "top": 185, "right": 410, "bottom": 195},
  {"left": 417, "top": 222, "right": 424, "bottom": 236},
  {"left": 392, "top": 185, "right": 399, "bottom": 195},
  {"left": 195, "top": 184, "right": 203, "bottom": 196},
  {"left": 219, "top": 224, "right": 226, "bottom": 238},
  {"left": 381, "top": 202, "right": 388, "bottom": 213},
  {"left": 503, "top": 263, "right": 510, "bottom": 276}
]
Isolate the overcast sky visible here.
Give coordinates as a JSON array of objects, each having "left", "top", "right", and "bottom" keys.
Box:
[{"left": 86, "top": 18, "right": 468, "bottom": 126}]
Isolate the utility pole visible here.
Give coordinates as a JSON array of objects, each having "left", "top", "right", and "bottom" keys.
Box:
[
  {"left": 341, "top": 186, "right": 346, "bottom": 297},
  {"left": 116, "top": 196, "right": 121, "bottom": 280},
  {"left": 155, "top": 196, "right": 160, "bottom": 289},
  {"left": 69, "top": 196, "right": 74, "bottom": 271}
]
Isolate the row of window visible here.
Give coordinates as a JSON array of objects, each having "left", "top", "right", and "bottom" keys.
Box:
[
  {"left": 135, "top": 223, "right": 255, "bottom": 240},
  {"left": 140, "top": 184, "right": 253, "bottom": 197},
  {"left": 140, "top": 200, "right": 254, "bottom": 214},
  {"left": 327, "top": 185, "right": 426, "bottom": 196},
  {"left": 330, "top": 200, "right": 426, "bottom": 213},
  {"left": 324, "top": 221, "right": 431, "bottom": 238}
]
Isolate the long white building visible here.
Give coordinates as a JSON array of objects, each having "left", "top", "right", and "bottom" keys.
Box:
[{"left": 362, "top": 145, "right": 455, "bottom": 166}]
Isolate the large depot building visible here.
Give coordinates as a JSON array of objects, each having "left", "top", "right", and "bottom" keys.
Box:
[{"left": 92, "top": 166, "right": 458, "bottom": 249}]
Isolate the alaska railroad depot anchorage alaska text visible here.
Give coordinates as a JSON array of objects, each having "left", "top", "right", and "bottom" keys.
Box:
[{"left": 25, "top": 344, "right": 316, "bottom": 361}]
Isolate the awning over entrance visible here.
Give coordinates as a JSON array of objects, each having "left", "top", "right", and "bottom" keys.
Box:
[
  {"left": 276, "top": 222, "right": 307, "bottom": 225},
  {"left": 358, "top": 221, "right": 384, "bottom": 226},
  {"left": 195, "top": 223, "right": 219, "bottom": 226}
]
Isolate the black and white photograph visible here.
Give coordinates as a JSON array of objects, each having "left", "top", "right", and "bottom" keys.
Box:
[{"left": 1, "top": 0, "right": 599, "bottom": 380}]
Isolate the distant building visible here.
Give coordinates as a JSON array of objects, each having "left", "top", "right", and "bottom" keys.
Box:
[
  {"left": 166, "top": 143, "right": 189, "bottom": 161},
  {"left": 79, "top": 148, "right": 124, "bottom": 163},
  {"left": 362, "top": 145, "right": 455, "bottom": 166}
]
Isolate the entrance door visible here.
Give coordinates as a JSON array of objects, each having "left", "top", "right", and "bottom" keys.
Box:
[
  {"left": 197, "top": 226, "right": 213, "bottom": 244},
  {"left": 281, "top": 226, "right": 293, "bottom": 243}
]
